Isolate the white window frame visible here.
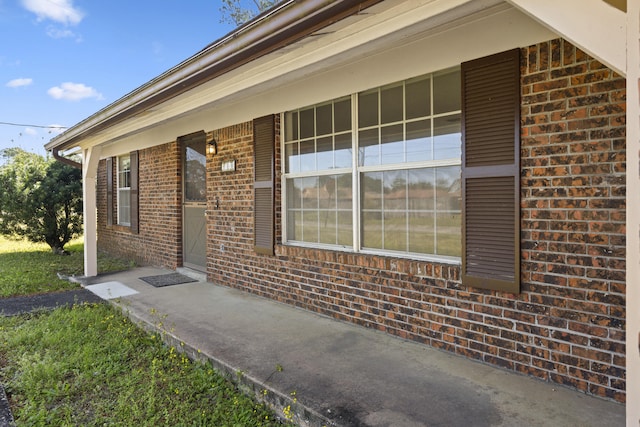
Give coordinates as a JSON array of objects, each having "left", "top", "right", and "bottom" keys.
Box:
[
  {"left": 117, "top": 154, "right": 131, "bottom": 226},
  {"left": 282, "top": 68, "right": 462, "bottom": 264}
]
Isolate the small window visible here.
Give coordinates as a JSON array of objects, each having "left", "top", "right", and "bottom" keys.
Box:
[{"left": 117, "top": 155, "right": 131, "bottom": 226}]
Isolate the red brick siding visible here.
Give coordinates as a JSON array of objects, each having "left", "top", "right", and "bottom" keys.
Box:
[
  {"left": 520, "top": 39, "right": 626, "bottom": 401},
  {"left": 97, "top": 38, "right": 626, "bottom": 402},
  {"left": 97, "top": 142, "right": 182, "bottom": 268}
]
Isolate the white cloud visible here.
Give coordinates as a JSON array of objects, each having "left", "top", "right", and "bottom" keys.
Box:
[
  {"left": 24, "top": 127, "right": 38, "bottom": 136},
  {"left": 48, "top": 82, "right": 103, "bottom": 101},
  {"left": 21, "top": 0, "right": 84, "bottom": 25},
  {"left": 46, "top": 26, "right": 76, "bottom": 39},
  {"left": 6, "top": 78, "right": 33, "bottom": 88}
]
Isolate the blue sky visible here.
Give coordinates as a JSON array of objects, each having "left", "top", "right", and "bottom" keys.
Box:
[{"left": 0, "top": 0, "right": 242, "bottom": 156}]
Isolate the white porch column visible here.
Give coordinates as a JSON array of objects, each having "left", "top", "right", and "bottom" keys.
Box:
[
  {"left": 627, "top": 1, "right": 640, "bottom": 424},
  {"left": 82, "top": 146, "right": 102, "bottom": 277}
]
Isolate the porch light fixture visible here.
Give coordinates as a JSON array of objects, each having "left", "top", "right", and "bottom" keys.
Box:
[{"left": 208, "top": 138, "right": 217, "bottom": 155}]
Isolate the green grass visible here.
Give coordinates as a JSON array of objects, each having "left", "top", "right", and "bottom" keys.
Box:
[
  {"left": 0, "top": 237, "right": 135, "bottom": 297},
  {"left": 0, "top": 304, "right": 279, "bottom": 426}
]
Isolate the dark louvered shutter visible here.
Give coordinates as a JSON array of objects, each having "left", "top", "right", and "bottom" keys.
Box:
[
  {"left": 254, "top": 115, "right": 275, "bottom": 255},
  {"left": 106, "top": 157, "right": 114, "bottom": 226},
  {"left": 461, "top": 48, "right": 520, "bottom": 293},
  {"left": 130, "top": 150, "right": 139, "bottom": 234}
]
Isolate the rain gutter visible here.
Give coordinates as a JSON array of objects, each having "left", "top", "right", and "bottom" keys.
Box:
[
  {"left": 46, "top": 0, "right": 383, "bottom": 155},
  {"left": 52, "top": 148, "right": 82, "bottom": 169}
]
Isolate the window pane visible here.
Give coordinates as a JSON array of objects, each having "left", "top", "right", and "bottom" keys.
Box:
[
  {"left": 334, "top": 98, "right": 351, "bottom": 132},
  {"left": 299, "top": 139, "right": 315, "bottom": 172},
  {"left": 337, "top": 211, "right": 353, "bottom": 246},
  {"left": 300, "top": 108, "right": 315, "bottom": 139},
  {"left": 435, "top": 166, "right": 461, "bottom": 210},
  {"left": 358, "top": 89, "right": 378, "bottom": 128},
  {"left": 336, "top": 173, "right": 353, "bottom": 207},
  {"left": 383, "top": 169, "right": 407, "bottom": 211},
  {"left": 408, "top": 211, "right": 434, "bottom": 254},
  {"left": 118, "top": 156, "right": 130, "bottom": 189},
  {"left": 284, "top": 111, "right": 298, "bottom": 141},
  {"left": 434, "top": 114, "right": 461, "bottom": 160},
  {"left": 316, "top": 103, "right": 332, "bottom": 136},
  {"left": 319, "top": 211, "right": 337, "bottom": 245},
  {"left": 362, "top": 210, "right": 382, "bottom": 249},
  {"left": 119, "top": 188, "right": 130, "bottom": 225},
  {"left": 334, "top": 133, "right": 352, "bottom": 169},
  {"left": 316, "top": 137, "right": 333, "bottom": 171},
  {"left": 381, "top": 84, "right": 403, "bottom": 124},
  {"left": 287, "top": 210, "right": 302, "bottom": 241},
  {"left": 435, "top": 166, "right": 461, "bottom": 256},
  {"left": 408, "top": 168, "right": 435, "bottom": 210},
  {"left": 301, "top": 177, "right": 319, "bottom": 209},
  {"left": 302, "top": 211, "right": 319, "bottom": 243},
  {"left": 285, "top": 143, "right": 299, "bottom": 173},
  {"left": 185, "top": 145, "right": 206, "bottom": 202},
  {"left": 406, "top": 120, "right": 432, "bottom": 162},
  {"left": 318, "top": 175, "right": 336, "bottom": 209},
  {"left": 436, "top": 211, "right": 461, "bottom": 256},
  {"left": 361, "top": 171, "right": 382, "bottom": 209},
  {"left": 358, "top": 128, "right": 379, "bottom": 166},
  {"left": 286, "top": 178, "right": 302, "bottom": 209},
  {"left": 433, "top": 69, "right": 461, "bottom": 114},
  {"left": 384, "top": 211, "right": 407, "bottom": 251},
  {"left": 380, "top": 124, "right": 404, "bottom": 165},
  {"left": 406, "top": 77, "right": 431, "bottom": 119}
]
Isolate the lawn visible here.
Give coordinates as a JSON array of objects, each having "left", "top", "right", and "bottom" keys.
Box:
[
  {"left": 0, "top": 238, "right": 281, "bottom": 425},
  {"left": 0, "top": 236, "right": 134, "bottom": 297}
]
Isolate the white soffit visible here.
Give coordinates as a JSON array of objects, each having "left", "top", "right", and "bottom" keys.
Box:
[{"left": 507, "top": 0, "right": 626, "bottom": 75}]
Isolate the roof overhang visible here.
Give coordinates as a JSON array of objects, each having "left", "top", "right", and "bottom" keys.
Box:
[
  {"left": 49, "top": 0, "right": 622, "bottom": 157},
  {"left": 46, "top": 0, "right": 384, "bottom": 153}
]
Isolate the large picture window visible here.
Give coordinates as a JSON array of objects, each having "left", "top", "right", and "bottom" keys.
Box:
[
  {"left": 283, "top": 68, "right": 462, "bottom": 261},
  {"left": 117, "top": 155, "right": 131, "bottom": 226}
]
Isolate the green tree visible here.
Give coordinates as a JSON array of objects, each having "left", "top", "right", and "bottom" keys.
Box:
[
  {"left": 219, "top": 0, "right": 279, "bottom": 26},
  {"left": 0, "top": 148, "right": 83, "bottom": 254}
]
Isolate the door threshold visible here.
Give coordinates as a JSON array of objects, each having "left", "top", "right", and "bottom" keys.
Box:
[{"left": 176, "top": 267, "right": 207, "bottom": 283}]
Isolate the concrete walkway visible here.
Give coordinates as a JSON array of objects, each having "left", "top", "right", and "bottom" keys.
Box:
[{"left": 82, "top": 266, "right": 624, "bottom": 426}]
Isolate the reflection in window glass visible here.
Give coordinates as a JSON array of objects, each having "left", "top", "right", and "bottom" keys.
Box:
[
  {"left": 316, "top": 103, "right": 332, "bottom": 136},
  {"left": 286, "top": 174, "right": 352, "bottom": 246},
  {"left": 335, "top": 133, "right": 352, "bottom": 169},
  {"left": 285, "top": 143, "right": 299, "bottom": 173},
  {"left": 285, "top": 99, "right": 353, "bottom": 174},
  {"left": 406, "top": 120, "right": 431, "bottom": 162},
  {"left": 117, "top": 155, "right": 131, "bottom": 226},
  {"left": 334, "top": 98, "right": 351, "bottom": 132},
  {"left": 316, "top": 137, "right": 333, "bottom": 171},
  {"left": 359, "top": 128, "right": 379, "bottom": 166},
  {"left": 361, "top": 167, "right": 460, "bottom": 256},
  {"left": 406, "top": 77, "right": 431, "bottom": 119},
  {"left": 184, "top": 143, "right": 207, "bottom": 203},
  {"left": 380, "top": 124, "right": 404, "bottom": 165},
  {"left": 284, "top": 111, "right": 298, "bottom": 141},
  {"left": 381, "top": 84, "right": 403, "bottom": 124},
  {"left": 358, "top": 90, "right": 378, "bottom": 128},
  {"left": 434, "top": 114, "right": 461, "bottom": 160},
  {"left": 300, "top": 108, "right": 314, "bottom": 139},
  {"left": 284, "top": 66, "right": 461, "bottom": 259},
  {"left": 299, "top": 139, "right": 315, "bottom": 172},
  {"left": 433, "top": 69, "right": 461, "bottom": 114}
]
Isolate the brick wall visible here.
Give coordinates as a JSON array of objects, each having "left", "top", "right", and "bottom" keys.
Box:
[
  {"left": 97, "top": 141, "right": 182, "bottom": 268},
  {"left": 97, "top": 38, "right": 626, "bottom": 402},
  {"left": 520, "top": 39, "right": 626, "bottom": 400}
]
